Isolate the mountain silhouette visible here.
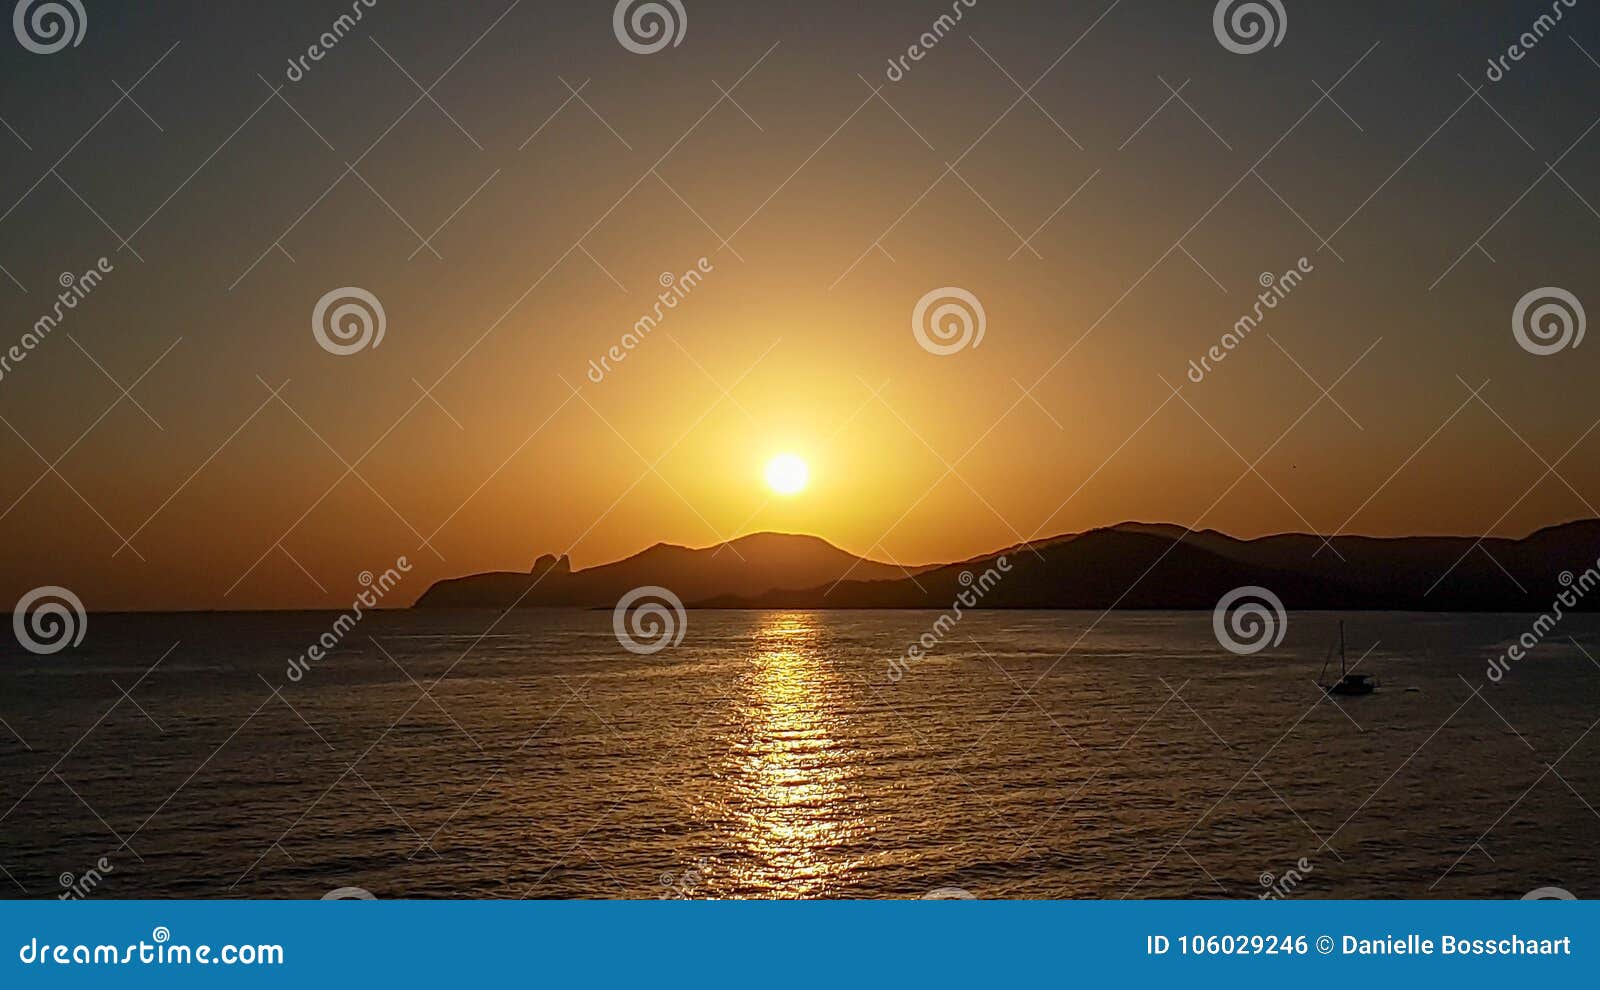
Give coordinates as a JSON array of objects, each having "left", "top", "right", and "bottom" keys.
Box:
[
  {"left": 414, "top": 520, "right": 1600, "bottom": 612},
  {"left": 693, "top": 520, "right": 1600, "bottom": 611},
  {"left": 412, "top": 532, "right": 933, "bottom": 608}
]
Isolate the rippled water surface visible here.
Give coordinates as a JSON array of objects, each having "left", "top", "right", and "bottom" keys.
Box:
[{"left": 2, "top": 610, "right": 1597, "bottom": 899}]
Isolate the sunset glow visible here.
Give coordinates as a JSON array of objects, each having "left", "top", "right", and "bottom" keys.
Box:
[
  {"left": 1, "top": 1, "right": 1596, "bottom": 620},
  {"left": 765, "top": 454, "right": 810, "bottom": 496}
]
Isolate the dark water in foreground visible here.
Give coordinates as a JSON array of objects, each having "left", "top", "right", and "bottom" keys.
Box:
[{"left": 1, "top": 610, "right": 1596, "bottom": 899}]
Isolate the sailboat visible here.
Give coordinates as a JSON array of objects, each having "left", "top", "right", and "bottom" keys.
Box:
[{"left": 1320, "top": 620, "right": 1376, "bottom": 696}]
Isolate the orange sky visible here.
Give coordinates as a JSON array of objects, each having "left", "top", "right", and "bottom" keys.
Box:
[{"left": 2, "top": 1, "right": 1597, "bottom": 610}]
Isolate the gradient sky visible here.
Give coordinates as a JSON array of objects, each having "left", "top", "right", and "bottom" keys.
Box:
[{"left": 2, "top": 0, "right": 1598, "bottom": 611}]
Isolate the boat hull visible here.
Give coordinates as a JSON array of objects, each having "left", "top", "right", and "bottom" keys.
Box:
[{"left": 1327, "top": 682, "right": 1376, "bottom": 696}]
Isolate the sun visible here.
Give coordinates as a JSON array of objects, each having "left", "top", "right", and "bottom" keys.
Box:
[{"left": 764, "top": 453, "right": 809, "bottom": 496}]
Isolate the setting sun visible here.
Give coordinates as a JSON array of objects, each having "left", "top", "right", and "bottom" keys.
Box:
[{"left": 764, "top": 454, "right": 810, "bottom": 496}]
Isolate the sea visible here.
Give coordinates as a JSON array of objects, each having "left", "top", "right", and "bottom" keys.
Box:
[{"left": 2, "top": 609, "right": 1596, "bottom": 900}]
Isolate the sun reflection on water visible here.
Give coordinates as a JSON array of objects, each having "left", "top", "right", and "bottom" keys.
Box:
[{"left": 726, "top": 611, "right": 864, "bottom": 896}]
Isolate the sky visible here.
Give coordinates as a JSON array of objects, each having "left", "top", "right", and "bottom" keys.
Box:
[{"left": 1, "top": 0, "right": 1598, "bottom": 611}]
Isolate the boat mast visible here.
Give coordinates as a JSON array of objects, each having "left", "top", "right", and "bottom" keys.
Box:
[{"left": 1339, "top": 620, "right": 1346, "bottom": 677}]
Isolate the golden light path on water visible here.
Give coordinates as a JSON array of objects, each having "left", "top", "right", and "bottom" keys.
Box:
[
  {"left": 7, "top": 611, "right": 1599, "bottom": 897},
  {"left": 725, "top": 612, "right": 866, "bottom": 896}
]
